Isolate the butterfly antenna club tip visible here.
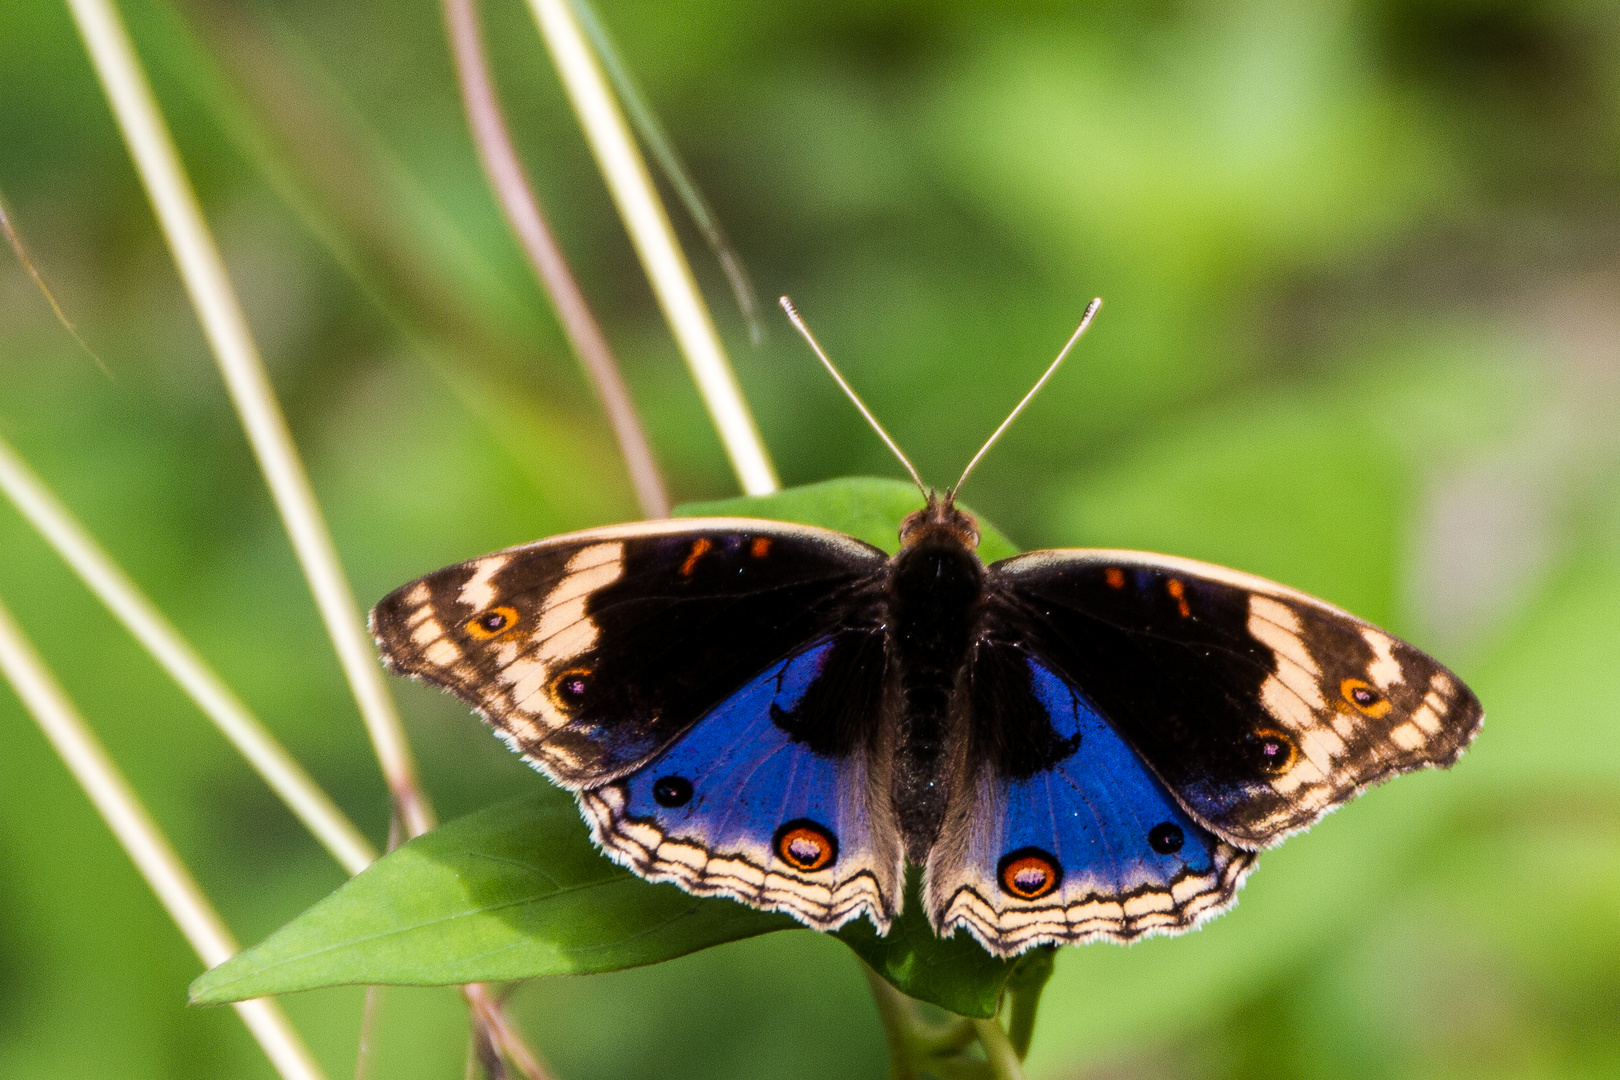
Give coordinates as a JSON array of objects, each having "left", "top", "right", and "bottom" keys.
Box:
[
  {"left": 779, "top": 296, "right": 929, "bottom": 498},
  {"left": 949, "top": 298, "right": 1102, "bottom": 500}
]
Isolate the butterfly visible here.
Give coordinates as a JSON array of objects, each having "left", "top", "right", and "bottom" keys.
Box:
[{"left": 368, "top": 300, "right": 1483, "bottom": 958}]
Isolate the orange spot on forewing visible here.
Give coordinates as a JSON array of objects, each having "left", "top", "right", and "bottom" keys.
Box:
[
  {"left": 1166, "top": 578, "right": 1191, "bottom": 618},
  {"left": 465, "top": 605, "right": 520, "bottom": 640},
  {"left": 1340, "top": 677, "right": 1392, "bottom": 718},
  {"left": 750, "top": 536, "right": 772, "bottom": 559},
  {"left": 1104, "top": 567, "right": 1125, "bottom": 589},
  {"left": 679, "top": 538, "right": 712, "bottom": 577}
]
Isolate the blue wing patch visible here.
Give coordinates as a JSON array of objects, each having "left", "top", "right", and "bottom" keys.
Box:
[
  {"left": 579, "top": 635, "right": 903, "bottom": 932},
  {"left": 925, "top": 652, "right": 1256, "bottom": 955}
]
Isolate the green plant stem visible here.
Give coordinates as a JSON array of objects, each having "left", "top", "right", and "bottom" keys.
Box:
[
  {"left": 863, "top": 959, "right": 1030, "bottom": 1080},
  {"left": 914, "top": 1017, "right": 980, "bottom": 1058},
  {"left": 862, "top": 963, "right": 922, "bottom": 1080},
  {"left": 1003, "top": 945, "right": 1056, "bottom": 1060},
  {"left": 971, "top": 1019, "right": 1027, "bottom": 1080}
]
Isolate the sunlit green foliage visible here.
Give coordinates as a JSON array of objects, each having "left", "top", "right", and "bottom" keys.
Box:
[{"left": 2, "top": 0, "right": 1619, "bottom": 1077}]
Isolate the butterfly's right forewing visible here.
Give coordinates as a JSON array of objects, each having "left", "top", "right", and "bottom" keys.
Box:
[{"left": 986, "top": 550, "right": 1484, "bottom": 848}]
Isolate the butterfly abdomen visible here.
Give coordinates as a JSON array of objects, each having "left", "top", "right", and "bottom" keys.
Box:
[{"left": 888, "top": 529, "right": 986, "bottom": 860}]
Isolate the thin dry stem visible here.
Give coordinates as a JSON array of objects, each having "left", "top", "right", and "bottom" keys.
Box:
[
  {"left": 563, "top": 0, "right": 766, "bottom": 344},
  {"left": 354, "top": 985, "right": 382, "bottom": 1080},
  {"left": 525, "top": 0, "right": 779, "bottom": 496},
  {"left": 0, "top": 595, "right": 326, "bottom": 1080},
  {"left": 0, "top": 189, "right": 109, "bottom": 374},
  {"left": 64, "top": 0, "right": 432, "bottom": 838},
  {"left": 155, "top": 9, "right": 632, "bottom": 524},
  {"left": 71, "top": 4, "right": 557, "bottom": 1075},
  {"left": 0, "top": 434, "right": 378, "bottom": 875},
  {"left": 444, "top": 0, "right": 669, "bottom": 519},
  {"left": 464, "top": 984, "right": 552, "bottom": 1080},
  {"left": 67, "top": 2, "right": 546, "bottom": 1067}
]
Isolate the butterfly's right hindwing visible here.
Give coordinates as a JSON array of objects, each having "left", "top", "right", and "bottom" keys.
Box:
[{"left": 370, "top": 518, "right": 888, "bottom": 789}]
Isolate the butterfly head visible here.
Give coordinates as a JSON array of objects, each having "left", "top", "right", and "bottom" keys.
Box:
[{"left": 899, "top": 491, "right": 980, "bottom": 552}]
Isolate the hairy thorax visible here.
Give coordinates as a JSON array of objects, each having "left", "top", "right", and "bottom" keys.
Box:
[{"left": 888, "top": 502, "right": 985, "bottom": 860}]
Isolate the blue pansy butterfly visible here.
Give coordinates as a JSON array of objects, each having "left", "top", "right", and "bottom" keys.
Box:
[{"left": 369, "top": 300, "right": 1482, "bottom": 958}]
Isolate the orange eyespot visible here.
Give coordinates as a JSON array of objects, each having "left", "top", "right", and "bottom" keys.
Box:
[
  {"left": 998, "top": 848, "right": 1062, "bottom": 900},
  {"left": 773, "top": 820, "right": 837, "bottom": 872},
  {"left": 1341, "top": 678, "right": 1392, "bottom": 718},
  {"left": 1251, "top": 728, "right": 1297, "bottom": 774},
  {"left": 465, "top": 605, "right": 520, "bottom": 639},
  {"left": 1104, "top": 567, "right": 1126, "bottom": 589},
  {"left": 548, "top": 668, "right": 593, "bottom": 710}
]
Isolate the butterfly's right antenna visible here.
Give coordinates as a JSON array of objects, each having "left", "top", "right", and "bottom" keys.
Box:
[
  {"left": 949, "top": 298, "right": 1102, "bottom": 500},
  {"left": 780, "top": 297, "right": 930, "bottom": 499}
]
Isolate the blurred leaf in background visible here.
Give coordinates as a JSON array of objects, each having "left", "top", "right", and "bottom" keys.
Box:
[{"left": 1, "top": 0, "right": 1618, "bottom": 1077}]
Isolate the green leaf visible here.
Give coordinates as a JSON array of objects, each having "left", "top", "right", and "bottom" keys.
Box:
[
  {"left": 676, "top": 476, "right": 1021, "bottom": 563},
  {"left": 193, "top": 789, "right": 1014, "bottom": 1015},
  {"left": 194, "top": 477, "right": 1024, "bottom": 1014},
  {"left": 836, "top": 870, "right": 1015, "bottom": 1018},
  {"left": 190, "top": 789, "right": 796, "bottom": 1004}
]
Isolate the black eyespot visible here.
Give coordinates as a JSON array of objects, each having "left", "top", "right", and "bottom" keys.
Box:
[
  {"left": 548, "top": 668, "right": 592, "bottom": 711},
  {"left": 652, "top": 775, "right": 692, "bottom": 808},
  {"left": 1249, "top": 728, "right": 1297, "bottom": 774},
  {"left": 1148, "top": 822, "right": 1185, "bottom": 855}
]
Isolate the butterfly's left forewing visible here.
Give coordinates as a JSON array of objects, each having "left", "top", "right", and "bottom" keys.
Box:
[{"left": 371, "top": 518, "right": 907, "bottom": 929}]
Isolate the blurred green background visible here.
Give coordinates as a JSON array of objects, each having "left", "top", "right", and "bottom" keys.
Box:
[{"left": 3, "top": 0, "right": 1619, "bottom": 1076}]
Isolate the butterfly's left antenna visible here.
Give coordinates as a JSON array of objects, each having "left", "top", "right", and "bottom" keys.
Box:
[
  {"left": 948, "top": 297, "right": 1102, "bottom": 500},
  {"left": 780, "top": 296, "right": 929, "bottom": 498}
]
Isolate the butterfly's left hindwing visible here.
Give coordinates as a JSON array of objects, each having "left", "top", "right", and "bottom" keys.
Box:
[
  {"left": 987, "top": 550, "right": 1485, "bottom": 848},
  {"left": 370, "top": 519, "right": 888, "bottom": 788}
]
